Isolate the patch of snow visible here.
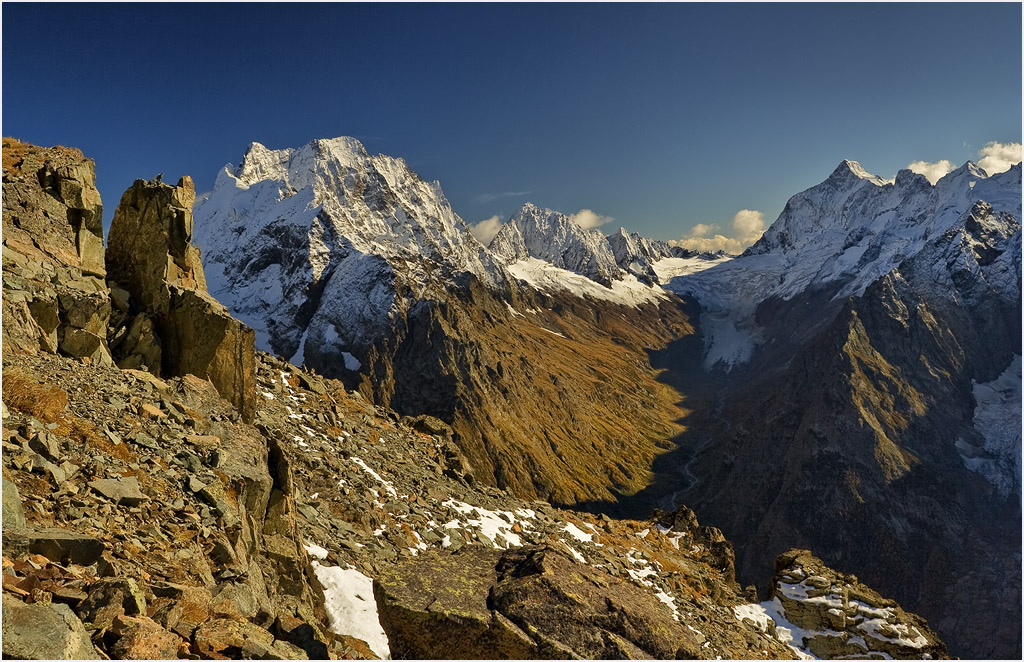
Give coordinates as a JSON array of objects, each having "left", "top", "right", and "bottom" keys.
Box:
[
  {"left": 311, "top": 563, "right": 390, "bottom": 659},
  {"left": 303, "top": 542, "right": 329, "bottom": 560},
  {"left": 733, "top": 602, "right": 772, "bottom": 631},
  {"left": 758, "top": 597, "right": 817, "bottom": 659},
  {"left": 289, "top": 327, "right": 310, "bottom": 366},
  {"left": 342, "top": 352, "right": 362, "bottom": 371},
  {"left": 443, "top": 499, "right": 527, "bottom": 548},
  {"left": 655, "top": 590, "right": 681, "bottom": 620},
  {"left": 562, "top": 522, "right": 594, "bottom": 543},
  {"left": 562, "top": 541, "right": 586, "bottom": 563},
  {"left": 962, "top": 355, "right": 1022, "bottom": 497},
  {"left": 351, "top": 457, "right": 398, "bottom": 497},
  {"left": 508, "top": 257, "right": 667, "bottom": 308}
]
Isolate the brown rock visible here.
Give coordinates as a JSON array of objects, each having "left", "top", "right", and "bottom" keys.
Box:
[
  {"left": 193, "top": 617, "right": 276, "bottom": 659},
  {"left": 2, "top": 527, "right": 105, "bottom": 566},
  {"left": 150, "top": 582, "right": 214, "bottom": 639},
  {"left": 1, "top": 139, "right": 112, "bottom": 365},
  {"left": 106, "top": 176, "right": 205, "bottom": 312},
  {"left": 106, "top": 176, "right": 256, "bottom": 421},
  {"left": 109, "top": 615, "right": 182, "bottom": 660},
  {"left": 2, "top": 593, "right": 100, "bottom": 659}
]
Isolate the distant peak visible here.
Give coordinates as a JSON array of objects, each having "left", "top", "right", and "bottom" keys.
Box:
[
  {"left": 950, "top": 160, "right": 988, "bottom": 179},
  {"left": 827, "top": 159, "right": 887, "bottom": 186}
]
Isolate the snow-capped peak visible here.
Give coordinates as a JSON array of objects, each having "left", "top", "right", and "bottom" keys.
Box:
[
  {"left": 829, "top": 159, "right": 890, "bottom": 186},
  {"left": 490, "top": 202, "right": 623, "bottom": 286},
  {"left": 193, "top": 136, "right": 504, "bottom": 367},
  {"left": 662, "top": 156, "right": 1021, "bottom": 370}
]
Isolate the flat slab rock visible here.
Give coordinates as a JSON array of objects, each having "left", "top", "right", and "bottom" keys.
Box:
[
  {"left": 373, "top": 544, "right": 704, "bottom": 659},
  {"left": 88, "top": 476, "right": 148, "bottom": 505},
  {"left": 2, "top": 527, "right": 105, "bottom": 565}
]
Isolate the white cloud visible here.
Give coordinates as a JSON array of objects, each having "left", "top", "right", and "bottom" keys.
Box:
[
  {"left": 568, "top": 209, "right": 613, "bottom": 230},
  {"left": 907, "top": 159, "right": 955, "bottom": 184},
  {"left": 688, "top": 223, "right": 716, "bottom": 238},
  {"left": 977, "top": 141, "right": 1022, "bottom": 175},
  {"left": 670, "top": 209, "right": 766, "bottom": 254},
  {"left": 469, "top": 215, "right": 503, "bottom": 244},
  {"left": 732, "top": 209, "right": 765, "bottom": 236}
]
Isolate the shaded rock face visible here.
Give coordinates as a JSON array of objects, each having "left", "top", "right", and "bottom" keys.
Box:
[
  {"left": 2, "top": 138, "right": 112, "bottom": 365},
  {"left": 375, "top": 545, "right": 707, "bottom": 659},
  {"left": 107, "top": 177, "right": 256, "bottom": 421},
  {"left": 678, "top": 197, "right": 1021, "bottom": 658},
  {"left": 770, "top": 549, "right": 947, "bottom": 659}
]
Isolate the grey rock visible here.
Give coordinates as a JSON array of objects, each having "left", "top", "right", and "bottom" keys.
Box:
[
  {"left": 2, "top": 476, "right": 27, "bottom": 529},
  {"left": 2, "top": 594, "right": 100, "bottom": 659},
  {"left": 88, "top": 476, "right": 148, "bottom": 506}
]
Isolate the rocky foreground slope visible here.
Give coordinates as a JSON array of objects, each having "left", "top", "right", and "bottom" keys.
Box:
[{"left": 2, "top": 139, "right": 948, "bottom": 659}]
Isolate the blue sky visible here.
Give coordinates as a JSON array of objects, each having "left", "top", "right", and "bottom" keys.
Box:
[{"left": 3, "top": 2, "right": 1021, "bottom": 247}]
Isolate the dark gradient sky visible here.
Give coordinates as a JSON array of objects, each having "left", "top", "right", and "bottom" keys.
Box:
[{"left": 3, "top": 2, "right": 1021, "bottom": 241}]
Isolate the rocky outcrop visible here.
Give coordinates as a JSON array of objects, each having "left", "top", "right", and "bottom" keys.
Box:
[
  {"left": 107, "top": 177, "right": 256, "bottom": 421},
  {"left": 769, "top": 549, "right": 947, "bottom": 659},
  {"left": 2, "top": 138, "right": 112, "bottom": 365}
]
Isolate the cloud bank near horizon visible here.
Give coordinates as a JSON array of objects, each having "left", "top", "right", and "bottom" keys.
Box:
[{"left": 670, "top": 209, "right": 767, "bottom": 254}]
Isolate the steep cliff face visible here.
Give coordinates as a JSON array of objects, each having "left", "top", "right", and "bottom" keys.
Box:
[{"left": 2, "top": 138, "right": 112, "bottom": 365}]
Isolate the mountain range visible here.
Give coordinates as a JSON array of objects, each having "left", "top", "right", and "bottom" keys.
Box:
[
  {"left": 192, "top": 137, "right": 1021, "bottom": 659},
  {"left": 2, "top": 134, "right": 1018, "bottom": 659}
]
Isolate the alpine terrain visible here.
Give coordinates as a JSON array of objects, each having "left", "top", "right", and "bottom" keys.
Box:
[
  {"left": 0, "top": 135, "right": 1015, "bottom": 660},
  {"left": 192, "top": 137, "right": 1020, "bottom": 659}
]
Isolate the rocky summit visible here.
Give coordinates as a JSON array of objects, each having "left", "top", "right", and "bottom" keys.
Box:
[{"left": 0, "top": 138, "right": 954, "bottom": 660}]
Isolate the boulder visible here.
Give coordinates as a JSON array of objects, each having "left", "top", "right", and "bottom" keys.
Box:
[
  {"left": 2, "top": 593, "right": 100, "bottom": 659},
  {"left": 194, "top": 617, "right": 277, "bottom": 658},
  {"left": 88, "top": 476, "right": 148, "bottom": 506},
  {"left": 108, "top": 615, "right": 182, "bottom": 660},
  {"left": 164, "top": 285, "right": 257, "bottom": 421},
  {"left": 374, "top": 544, "right": 703, "bottom": 659}
]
